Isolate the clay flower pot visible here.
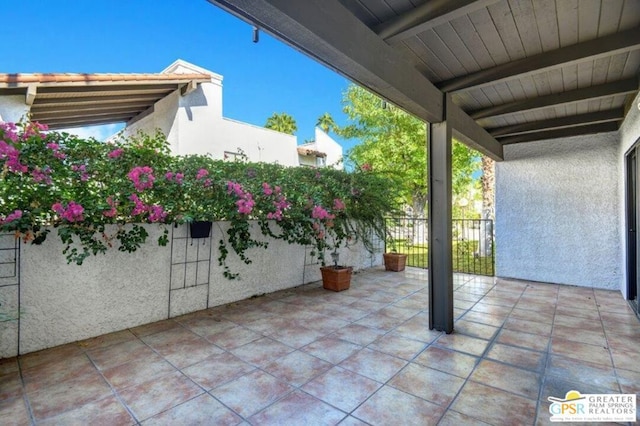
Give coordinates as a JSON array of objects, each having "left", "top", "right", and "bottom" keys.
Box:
[
  {"left": 383, "top": 252, "right": 408, "bottom": 272},
  {"left": 320, "top": 266, "right": 353, "bottom": 291}
]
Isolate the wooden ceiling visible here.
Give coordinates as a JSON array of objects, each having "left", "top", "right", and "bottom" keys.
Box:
[{"left": 207, "top": 0, "right": 640, "bottom": 159}]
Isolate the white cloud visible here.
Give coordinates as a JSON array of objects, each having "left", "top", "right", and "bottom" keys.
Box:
[{"left": 56, "top": 123, "right": 125, "bottom": 142}]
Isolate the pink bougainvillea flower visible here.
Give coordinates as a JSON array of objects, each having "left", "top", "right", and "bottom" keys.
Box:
[
  {"left": 165, "top": 171, "right": 174, "bottom": 180},
  {"left": 0, "top": 209, "right": 22, "bottom": 225},
  {"left": 262, "top": 182, "right": 273, "bottom": 196},
  {"left": 196, "top": 168, "right": 209, "bottom": 180},
  {"left": 361, "top": 163, "right": 372, "bottom": 171},
  {"left": 333, "top": 198, "right": 346, "bottom": 211},
  {"left": 0, "top": 122, "right": 18, "bottom": 142},
  {"left": 103, "top": 196, "right": 118, "bottom": 218},
  {"left": 0, "top": 140, "right": 27, "bottom": 173},
  {"left": 148, "top": 205, "right": 167, "bottom": 222},
  {"left": 312, "top": 205, "right": 334, "bottom": 220},
  {"left": 129, "top": 194, "right": 148, "bottom": 216},
  {"left": 31, "top": 166, "right": 52, "bottom": 185},
  {"left": 175, "top": 173, "right": 184, "bottom": 184},
  {"left": 52, "top": 201, "right": 84, "bottom": 222},
  {"left": 127, "top": 166, "right": 155, "bottom": 192},
  {"left": 108, "top": 148, "right": 124, "bottom": 159},
  {"left": 204, "top": 179, "right": 212, "bottom": 188}
]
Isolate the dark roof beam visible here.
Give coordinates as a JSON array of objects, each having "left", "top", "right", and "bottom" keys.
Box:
[
  {"left": 497, "top": 122, "right": 620, "bottom": 144},
  {"left": 469, "top": 78, "right": 638, "bottom": 120},
  {"left": 488, "top": 108, "right": 625, "bottom": 137},
  {"left": 206, "top": 0, "right": 444, "bottom": 124},
  {"left": 438, "top": 27, "right": 640, "bottom": 93},
  {"left": 375, "top": 0, "right": 500, "bottom": 43}
]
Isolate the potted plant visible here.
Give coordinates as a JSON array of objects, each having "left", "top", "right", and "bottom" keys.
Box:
[
  {"left": 320, "top": 250, "right": 352, "bottom": 291},
  {"left": 383, "top": 236, "right": 408, "bottom": 272},
  {"left": 189, "top": 220, "right": 212, "bottom": 238}
]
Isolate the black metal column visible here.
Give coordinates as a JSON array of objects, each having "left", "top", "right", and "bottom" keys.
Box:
[{"left": 428, "top": 120, "right": 454, "bottom": 333}]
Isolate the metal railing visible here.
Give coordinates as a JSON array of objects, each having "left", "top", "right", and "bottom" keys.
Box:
[{"left": 385, "top": 217, "right": 495, "bottom": 276}]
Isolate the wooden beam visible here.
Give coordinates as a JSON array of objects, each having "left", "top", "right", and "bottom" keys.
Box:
[
  {"left": 32, "top": 93, "right": 162, "bottom": 107},
  {"left": 375, "top": 0, "right": 500, "bottom": 43},
  {"left": 206, "top": 0, "right": 444, "bottom": 123},
  {"left": 497, "top": 122, "right": 619, "bottom": 144},
  {"left": 428, "top": 119, "right": 453, "bottom": 333},
  {"left": 44, "top": 114, "right": 133, "bottom": 129},
  {"left": 25, "top": 85, "right": 37, "bottom": 106},
  {"left": 438, "top": 27, "right": 640, "bottom": 93},
  {"left": 37, "top": 84, "right": 178, "bottom": 95},
  {"left": 33, "top": 107, "right": 146, "bottom": 121},
  {"left": 488, "top": 108, "right": 625, "bottom": 137},
  {"left": 30, "top": 101, "right": 157, "bottom": 114},
  {"left": 181, "top": 81, "right": 198, "bottom": 96},
  {"left": 470, "top": 78, "right": 638, "bottom": 120},
  {"left": 447, "top": 96, "right": 503, "bottom": 160}
]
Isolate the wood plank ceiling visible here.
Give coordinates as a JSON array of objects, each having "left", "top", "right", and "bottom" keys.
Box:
[
  {"left": 209, "top": 0, "right": 640, "bottom": 150},
  {"left": 344, "top": 0, "right": 640, "bottom": 145}
]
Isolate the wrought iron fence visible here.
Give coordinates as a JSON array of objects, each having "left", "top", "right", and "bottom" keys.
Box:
[{"left": 384, "top": 217, "right": 495, "bottom": 276}]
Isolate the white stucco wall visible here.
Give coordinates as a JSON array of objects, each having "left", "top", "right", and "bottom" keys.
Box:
[
  {"left": 315, "top": 128, "right": 343, "bottom": 169},
  {"left": 218, "top": 119, "right": 299, "bottom": 165},
  {"left": 495, "top": 132, "right": 621, "bottom": 289},
  {"left": 0, "top": 95, "right": 29, "bottom": 123},
  {"left": 0, "top": 222, "right": 381, "bottom": 358}
]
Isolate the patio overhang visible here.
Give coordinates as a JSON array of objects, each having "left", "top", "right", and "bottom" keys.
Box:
[
  {"left": 0, "top": 73, "right": 212, "bottom": 130},
  {"left": 206, "top": 0, "right": 640, "bottom": 333}
]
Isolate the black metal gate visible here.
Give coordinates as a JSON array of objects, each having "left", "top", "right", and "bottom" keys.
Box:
[{"left": 385, "top": 217, "right": 495, "bottom": 276}]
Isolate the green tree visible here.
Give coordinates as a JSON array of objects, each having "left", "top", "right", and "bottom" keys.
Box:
[
  {"left": 316, "top": 112, "right": 336, "bottom": 133},
  {"left": 338, "top": 84, "right": 480, "bottom": 217},
  {"left": 265, "top": 112, "right": 298, "bottom": 135}
]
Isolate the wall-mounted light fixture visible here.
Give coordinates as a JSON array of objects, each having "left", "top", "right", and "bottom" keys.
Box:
[{"left": 253, "top": 26, "right": 260, "bottom": 43}]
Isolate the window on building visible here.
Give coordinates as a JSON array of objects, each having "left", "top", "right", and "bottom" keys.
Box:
[{"left": 316, "top": 156, "right": 326, "bottom": 167}]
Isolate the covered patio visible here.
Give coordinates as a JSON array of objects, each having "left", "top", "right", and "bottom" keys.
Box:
[{"left": 1, "top": 268, "right": 637, "bottom": 425}]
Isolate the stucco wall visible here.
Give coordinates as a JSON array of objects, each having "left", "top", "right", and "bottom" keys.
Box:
[
  {"left": 0, "top": 222, "right": 381, "bottom": 358},
  {"left": 496, "top": 132, "right": 621, "bottom": 289},
  {"left": 315, "top": 128, "right": 343, "bottom": 169},
  {"left": 0, "top": 95, "right": 29, "bottom": 123}
]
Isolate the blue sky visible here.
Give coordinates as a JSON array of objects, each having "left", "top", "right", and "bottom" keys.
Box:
[{"left": 3, "top": 0, "right": 357, "bottom": 150}]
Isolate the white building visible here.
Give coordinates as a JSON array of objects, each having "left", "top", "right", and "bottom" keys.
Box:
[{"left": 0, "top": 59, "right": 343, "bottom": 169}]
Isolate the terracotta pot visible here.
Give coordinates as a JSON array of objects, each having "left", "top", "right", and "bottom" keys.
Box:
[
  {"left": 320, "top": 266, "right": 353, "bottom": 291},
  {"left": 189, "top": 221, "right": 212, "bottom": 238},
  {"left": 383, "top": 252, "right": 408, "bottom": 272}
]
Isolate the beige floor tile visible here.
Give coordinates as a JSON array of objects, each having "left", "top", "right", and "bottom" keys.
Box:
[
  {"left": 302, "top": 366, "right": 381, "bottom": 413},
  {"left": 470, "top": 359, "right": 541, "bottom": 400},
  {"left": 339, "top": 348, "right": 407, "bottom": 383},
  {"left": 389, "top": 363, "right": 465, "bottom": 406},
  {"left": 413, "top": 345, "right": 479, "bottom": 378},
  {"left": 450, "top": 381, "right": 537, "bottom": 425},
  {"left": 352, "top": 386, "right": 445, "bottom": 425}
]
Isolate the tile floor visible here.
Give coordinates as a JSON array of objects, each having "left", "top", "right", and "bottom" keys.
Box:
[{"left": 1, "top": 267, "right": 639, "bottom": 425}]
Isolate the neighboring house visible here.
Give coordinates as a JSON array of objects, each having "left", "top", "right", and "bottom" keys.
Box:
[
  {"left": 0, "top": 59, "right": 343, "bottom": 169},
  {"left": 297, "top": 127, "right": 343, "bottom": 168},
  {"left": 119, "top": 59, "right": 304, "bottom": 166}
]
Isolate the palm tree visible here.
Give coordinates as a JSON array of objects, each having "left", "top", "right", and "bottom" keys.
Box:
[
  {"left": 316, "top": 112, "right": 336, "bottom": 134},
  {"left": 265, "top": 112, "right": 297, "bottom": 135}
]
